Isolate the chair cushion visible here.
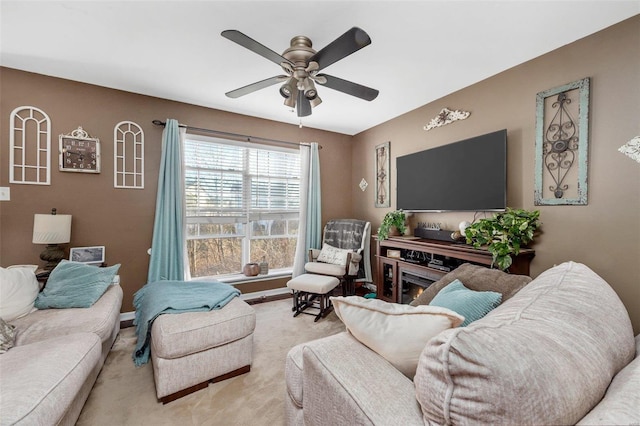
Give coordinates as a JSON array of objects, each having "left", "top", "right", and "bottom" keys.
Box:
[
  {"left": 411, "top": 262, "right": 531, "bottom": 306},
  {"left": 304, "top": 261, "right": 346, "bottom": 277},
  {"left": 317, "top": 243, "right": 352, "bottom": 265},
  {"left": 414, "top": 261, "right": 636, "bottom": 425},
  {"left": 287, "top": 274, "right": 340, "bottom": 294}
]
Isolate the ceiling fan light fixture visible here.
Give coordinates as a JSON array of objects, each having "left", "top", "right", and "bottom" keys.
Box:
[
  {"left": 309, "top": 96, "right": 322, "bottom": 108},
  {"left": 279, "top": 77, "right": 296, "bottom": 99},
  {"left": 301, "top": 78, "right": 318, "bottom": 100}
]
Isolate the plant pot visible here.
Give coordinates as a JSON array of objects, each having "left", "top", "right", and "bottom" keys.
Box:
[
  {"left": 242, "top": 263, "right": 260, "bottom": 277},
  {"left": 387, "top": 226, "right": 401, "bottom": 237}
]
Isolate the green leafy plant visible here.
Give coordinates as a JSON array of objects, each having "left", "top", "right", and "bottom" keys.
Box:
[
  {"left": 464, "top": 208, "right": 541, "bottom": 271},
  {"left": 377, "top": 210, "right": 407, "bottom": 241}
]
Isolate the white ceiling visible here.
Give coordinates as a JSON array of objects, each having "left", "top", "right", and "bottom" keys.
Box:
[{"left": 1, "top": 1, "right": 638, "bottom": 135}]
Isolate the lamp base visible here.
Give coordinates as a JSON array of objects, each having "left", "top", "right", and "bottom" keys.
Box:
[{"left": 39, "top": 244, "right": 65, "bottom": 271}]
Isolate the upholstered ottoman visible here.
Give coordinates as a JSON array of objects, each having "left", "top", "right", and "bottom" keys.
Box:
[
  {"left": 287, "top": 274, "right": 340, "bottom": 322},
  {"left": 150, "top": 297, "right": 256, "bottom": 403}
]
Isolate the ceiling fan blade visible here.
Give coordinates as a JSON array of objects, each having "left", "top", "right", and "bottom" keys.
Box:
[
  {"left": 225, "top": 75, "right": 287, "bottom": 98},
  {"left": 297, "top": 91, "right": 312, "bottom": 117},
  {"left": 318, "top": 74, "right": 379, "bottom": 101},
  {"left": 309, "top": 27, "right": 371, "bottom": 71},
  {"left": 222, "top": 30, "right": 294, "bottom": 67}
]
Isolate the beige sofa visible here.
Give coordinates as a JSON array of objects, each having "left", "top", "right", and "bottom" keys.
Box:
[
  {"left": 0, "top": 283, "right": 123, "bottom": 425},
  {"left": 285, "top": 262, "right": 639, "bottom": 425}
]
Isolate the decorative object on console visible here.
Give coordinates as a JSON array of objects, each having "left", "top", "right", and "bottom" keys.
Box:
[
  {"left": 59, "top": 126, "right": 101, "bottom": 173},
  {"left": 242, "top": 263, "right": 260, "bottom": 277},
  {"left": 618, "top": 135, "right": 640, "bottom": 163},
  {"left": 535, "top": 77, "right": 590, "bottom": 205},
  {"left": 32, "top": 208, "right": 72, "bottom": 271},
  {"left": 423, "top": 107, "right": 471, "bottom": 131},
  {"left": 69, "top": 246, "right": 105, "bottom": 265},
  {"left": 9, "top": 106, "right": 52, "bottom": 185},
  {"left": 375, "top": 141, "right": 390, "bottom": 207},
  {"left": 114, "top": 121, "right": 145, "bottom": 189},
  {"left": 377, "top": 210, "right": 406, "bottom": 241},
  {"left": 464, "top": 208, "right": 541, "bottom": 271}
]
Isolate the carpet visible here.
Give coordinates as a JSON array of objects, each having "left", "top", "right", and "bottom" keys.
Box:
[{"left": 77, "top": 297, "right": 345, "bottom": 425}]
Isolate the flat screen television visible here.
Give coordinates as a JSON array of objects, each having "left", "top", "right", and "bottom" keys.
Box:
[{"left": 396, "top": 129, "right": 507, "bottom": 212}]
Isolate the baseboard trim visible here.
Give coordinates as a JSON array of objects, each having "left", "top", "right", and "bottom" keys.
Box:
[{"left": 119, "top": 287, "right": 292, "bottom": 327}]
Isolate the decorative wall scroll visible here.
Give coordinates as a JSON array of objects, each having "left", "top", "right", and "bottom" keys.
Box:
[
  {"left": 114, "top": 121, "right": 145, "bottom": 189},
  {"left": 535, "top": 77, "right": 590, "bottom": 205},
  {"left": 423, "top": 107, "right": 470, "bottom": 131},
  {"left": 618, "top": 135, "right": 640, "bottom": 163},
  {"left": 375, "top": 141, "right": 390, "bottom": 208},
  {"left": 359, "top": 178, "right": 368, "bottom": 192},
  {"left": 9, "top": 106, "right": 51, "bottom": 185}
]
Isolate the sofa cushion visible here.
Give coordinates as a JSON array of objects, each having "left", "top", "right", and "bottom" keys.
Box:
[
  {"left": 12, "top": 284, "right": 123, "bottom": 346},
  {"left": 0, "top": 265, "right": 40, "bottom": 322},
  {"left": 331, "top": 296, "right": 463, "bottom": 378},
  {"left": 429, "top": 279, "right": 502, "bottom": 326},
  {"left": 35, "top": 260, "right": 120, "bottom": 309},
  {"left": 411, "top": 262, "right": 531, "bottom": 306},
  {"left": 577, "top": 335, "right": 640, "bottom": 425},
  {"left": 414, "top": 261, "right": 635, "bottom": 425},
  {"left": 0, "top": 332, "right": 101, "bottom": 425}
]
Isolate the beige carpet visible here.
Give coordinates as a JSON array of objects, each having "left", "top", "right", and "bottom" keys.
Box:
[{"left": 77, "top": 298, "right": 345, "bottom": 425}]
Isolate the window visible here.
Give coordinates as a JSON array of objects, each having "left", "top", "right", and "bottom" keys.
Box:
[{"left": 184, "top": 134, "right": 300, "bottom": 278}]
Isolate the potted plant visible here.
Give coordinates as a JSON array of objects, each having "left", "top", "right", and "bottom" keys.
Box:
[
  {"left": 464, "top": 208, "right": 541, "bottom": 271},
  {"left": 377, "top": 210, "right": 407, "bottom": 241}
]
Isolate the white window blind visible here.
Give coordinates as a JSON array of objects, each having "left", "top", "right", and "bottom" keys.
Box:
[{"left": 184, "top": 134, "right": 301, "bottom": 278}]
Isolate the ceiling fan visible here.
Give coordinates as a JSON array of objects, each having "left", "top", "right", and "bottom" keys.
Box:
[{"left": 221, "top": 27, "right": 379, "bottom": 117}]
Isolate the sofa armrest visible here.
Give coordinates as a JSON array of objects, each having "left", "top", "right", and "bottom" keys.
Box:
[{"left": 300, "top": 332, "right": 423, "bottom": 426}]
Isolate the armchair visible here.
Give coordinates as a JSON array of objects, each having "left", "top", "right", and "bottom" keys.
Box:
[{"left": 304, "top": 219, "right": 371, "bottom": 295}]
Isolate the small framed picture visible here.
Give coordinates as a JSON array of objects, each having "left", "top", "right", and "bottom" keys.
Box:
[{"left": 70, "top": 246, "right": 105, "bottom": 265}]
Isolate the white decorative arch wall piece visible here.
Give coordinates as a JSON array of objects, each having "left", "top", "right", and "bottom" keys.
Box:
[
  {"left": 423, "top": 107, "right": 471, "bottom": 131},
  {"left": 9, "top": 106, "right": 51, "bottom": 185},
  {"left": 114, "top": 121, "right": 145, "bottom": 189}
]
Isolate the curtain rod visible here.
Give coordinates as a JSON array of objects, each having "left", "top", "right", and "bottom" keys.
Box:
[{"left": 151, "top": 120, "right": 320, "bottom": 149}]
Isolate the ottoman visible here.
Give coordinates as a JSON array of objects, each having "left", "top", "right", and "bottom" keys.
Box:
[
  {"left": 287, "top": 274, "right": 340, "bottom": 322},
  {"left": 150, "top": 297, "right": 256, "bottom": 403}
]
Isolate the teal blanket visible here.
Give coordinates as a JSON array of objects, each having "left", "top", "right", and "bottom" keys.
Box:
[{"left": 132, "top": 280, "right": 240, "bottom": 366}]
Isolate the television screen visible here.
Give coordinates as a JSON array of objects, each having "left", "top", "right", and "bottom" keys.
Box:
[{"left": 396, "top": 129, "right": 507, "bottom": 212}]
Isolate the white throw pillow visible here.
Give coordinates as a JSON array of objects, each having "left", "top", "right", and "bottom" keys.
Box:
[
  {"left": 0, "top": 265, "right": 40, "bottom": 322},
  {"left": 331, "top": 296, "right": 464, "bottom": 378},
  {"left": 317, "top": 243, "right": 352, "bottom": 266}
]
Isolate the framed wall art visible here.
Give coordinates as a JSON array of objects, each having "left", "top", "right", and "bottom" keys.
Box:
[
  {"left": 535, "top": 77, "right": 590, "bottom": 205},
  {"left": 70, "top": 246, "right": 105, "bottom": 265},
  {"left": 375, "top": 141, "right": 391, "bottom": 208}
]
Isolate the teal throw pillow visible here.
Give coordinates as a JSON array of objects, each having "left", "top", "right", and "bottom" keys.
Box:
[
  {"left": 35, "top": 260, "right": 120, "bottom": 309},
  {"left": 429, "top": 278, "right": 502, "bottom": 326}
]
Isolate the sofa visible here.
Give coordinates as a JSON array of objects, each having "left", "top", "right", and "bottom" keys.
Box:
[
  {"left": 0, "top": 264, "right": 123, "bottom": 426},
  {"left": 285, "top": 261, "right": 639, "bottom": 425}
]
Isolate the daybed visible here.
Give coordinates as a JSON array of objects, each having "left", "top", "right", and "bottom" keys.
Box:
[
  {"left": 0, "top": 263, "right": 123, "bottom": 426},
  {"left": 285, "top": 261, "right": 639, "bottom": 425}
]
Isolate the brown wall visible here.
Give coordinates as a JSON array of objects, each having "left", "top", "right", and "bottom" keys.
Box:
[
  {"left": 352, "top": 16, "right": 640, "bottom": 333},
  {"left": 0, "top": 69, "right": 352, "bottom": 311}
]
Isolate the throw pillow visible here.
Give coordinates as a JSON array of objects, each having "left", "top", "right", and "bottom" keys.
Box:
[
  {"left": 429, "top": 279, "right": 502, "bottom": 326},
  {"left": 0, "top": 317, "right": 17, "bottom": 354},
  {"left": 317, "top": 243, "right": 352, "bottom": 266},
  {"left": 35, "top": 260, "right": 120, "bottom": 309},
  {"left": 0, "top": 265, "right": 40, "bottom": 322},
  {"left": 331, "top": 296, "right": 464, "bottom": 378}
]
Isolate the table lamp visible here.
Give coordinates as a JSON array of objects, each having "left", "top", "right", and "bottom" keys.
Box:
[{"left": 32, "top": 208, "right": 72, "bottom": 270}]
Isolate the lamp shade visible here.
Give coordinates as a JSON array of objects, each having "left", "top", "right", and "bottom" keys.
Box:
[{"left": 32, "top": 214, "right": 72, "bottom": 244}]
